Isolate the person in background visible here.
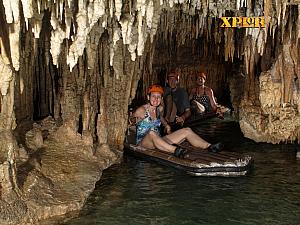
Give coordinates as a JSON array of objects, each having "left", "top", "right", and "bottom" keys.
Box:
[
  {"left": 133, "top": 84, "right": 224, "bottom": 158},
  {"left": 164, "top": 70, "right": 191, "bottom": 125},
  {"left": 189, "top": 72, "right": 230, "bottom": 116},
  {"left": 189, "top": 72, "right": 218, "bottom": 114}
]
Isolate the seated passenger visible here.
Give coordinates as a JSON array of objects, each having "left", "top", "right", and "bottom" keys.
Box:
[
  {"left": 164, "top": 70, "right": 191, "bottom": 125},
  {"left": 189, "top": 72, "right": 218, "bottom": 114},
  {"left": 133, "top": 84, "right": 224, "bottom": 158}
]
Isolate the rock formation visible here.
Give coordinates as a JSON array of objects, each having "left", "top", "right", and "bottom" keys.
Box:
[{"left": 0, "top": 0, "right": 299, "bottom": 224}]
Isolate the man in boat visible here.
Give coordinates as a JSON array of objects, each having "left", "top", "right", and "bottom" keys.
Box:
[
  {"left": 133, "top": 84, "right": 224, "bottom": 158},
  {"left": 189, "top": 72, "right": 230, "bottom": 116},
  {"left": 164, "top": 70, "right": 191, "bottom": 126}
]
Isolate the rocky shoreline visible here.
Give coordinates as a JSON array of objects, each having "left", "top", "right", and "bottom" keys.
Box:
[{"left": 0, "top": 117, "right": 122, "bottom": 225}]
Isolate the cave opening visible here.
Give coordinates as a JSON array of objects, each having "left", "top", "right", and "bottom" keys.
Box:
[{"left": 130, "top": 12, "right": 244, "bottom": 116}]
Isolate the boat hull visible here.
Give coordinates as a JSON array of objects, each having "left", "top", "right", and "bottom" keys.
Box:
[{"left": 124, "top": 142, "right": 253, "bottom": 177}]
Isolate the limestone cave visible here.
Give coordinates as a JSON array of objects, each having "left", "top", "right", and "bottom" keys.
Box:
[{"left": 0, "top": 0, "right": 299, "bottom": 224}]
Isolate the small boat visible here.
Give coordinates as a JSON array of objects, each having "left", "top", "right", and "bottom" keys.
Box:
[{"left": 124, "top": 127, "right": 253, "bottom": 177}]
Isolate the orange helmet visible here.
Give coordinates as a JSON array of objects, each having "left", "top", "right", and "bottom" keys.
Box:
[
  {"left": 197, "top": 72, "right": 206, "bottom": 80},
  {"left": 147, "top": 85, "right": 164, "bottom": 95}
]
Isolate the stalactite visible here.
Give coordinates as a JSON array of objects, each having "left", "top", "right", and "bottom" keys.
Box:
[
  {"left": 149, "top": 3, "right": 160, "bottom": 42},
  {"left": 264, "top": 0, "right": 271, "bottom": 32},
  {"left": 21, "top": 0, "right": 34, "bottom": 29},
  {"left": 108, "top": 0, "right": 113, "bottom": 18},
  {"left": 137, "top": 11, "right": 145, "bottom": 56},
  {"left": 2, "top": 0, "right": 14, "bottom": 23},
  {"left": 9, "top": 22, "right": 20, "bottom": 71},
  {"left": 33, "top": 13, "right": 44, "bottom": 39},
  {"left": 276, "top": 0, "right": 282, "bottom": 26},
  {"left": 146, "top": 0, "right": 154, "bottom": 28},
  {"left": 66, "top": 1, "right": 106, "bottom": 70},
  {"left": 110, "top": 26, "right": 121, "bottom": 68},
  {"left": 50, "top": 15, "right": 66, "bottom": 66},
  {"left": 0, "top": 0, "right": 294, "bottom": 76},
  {"left": 67, "top": 0, "right": 73, "bottom": 8},
  {"left": 37, "top": 0, "right": 41, "bottom": 14},
  {"left": 282, "top": 0, "right": 287, "bottom": 22},
  {"left": 257, "top": 29, "right": 266, "bottom": 55},
  {"left": 114, "top": 0, "right": 122, "bottom": 20}
]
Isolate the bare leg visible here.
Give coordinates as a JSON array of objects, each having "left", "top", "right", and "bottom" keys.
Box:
[
  {"left": 139, "top": 131, "right": 176, "bottom": 153},
  {"left": 163, "top": 127, "right": 210, "bottom": 149},
  {"left": 165, "top": 95, "right": 177, "bottom": 123}
]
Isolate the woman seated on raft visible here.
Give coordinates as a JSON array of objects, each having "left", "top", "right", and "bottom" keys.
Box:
[
  {"left": 189, "top": 72, "right": 218, "bottom": 114},
  {"left": 189, "top": 72, "right": 230, "bottom": 116},
  {"left": 132, "top": 84, "right": 224, "bottom": 158}
]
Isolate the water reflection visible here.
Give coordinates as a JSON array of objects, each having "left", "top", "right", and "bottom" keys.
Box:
[{"left": 61, "top": 118, "right": 300, "bottom": 225}]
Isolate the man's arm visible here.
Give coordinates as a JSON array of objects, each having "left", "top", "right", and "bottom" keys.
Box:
[
  {"left": 176, "top": 108, "right": 191, "bottom": 124},
  {"left": 189, "top": 87, "right": 197, "bottom": 100},
  {"left": 158, "top": 106, "right": 172, "bottom": 134},
  {"left": 176, "top": 88, "right": 191, "bottom": 124},
  {"left": 181, "top": 108, "right": 191, "bottom": 121}
]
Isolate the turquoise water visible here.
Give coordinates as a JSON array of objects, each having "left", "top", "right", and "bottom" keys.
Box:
[{"left": 61, "top": 118, "right": 300, "bottom": 225}]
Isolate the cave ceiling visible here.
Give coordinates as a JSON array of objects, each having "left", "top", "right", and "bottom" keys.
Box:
[{"left": 0, "top": 0, "right": 298, "bottom": 72}]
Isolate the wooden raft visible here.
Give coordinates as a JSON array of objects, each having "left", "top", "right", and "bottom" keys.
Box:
[{"left": 124, "top": 141, "right": 253, "bottom": 177}]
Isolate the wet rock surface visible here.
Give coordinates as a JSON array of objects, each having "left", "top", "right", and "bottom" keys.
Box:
[
  {"left": 0, "top": 117, "right": 122, "bottom": 225},
  {"left": 239, "top": 41, "right": 300, "bottom": 144}
]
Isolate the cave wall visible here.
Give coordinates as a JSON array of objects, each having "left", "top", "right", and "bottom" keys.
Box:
[
  {"left": 240, "top": 33, "right": 300, "bottom": 143},
  {"left": 2, "top": 3, "right": 155, "bottom": 149}
]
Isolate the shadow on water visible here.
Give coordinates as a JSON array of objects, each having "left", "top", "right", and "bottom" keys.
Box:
[{"left": 60, "top": 117, "right": 300, "bottom": 225}]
